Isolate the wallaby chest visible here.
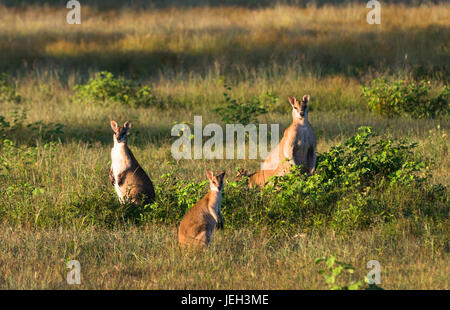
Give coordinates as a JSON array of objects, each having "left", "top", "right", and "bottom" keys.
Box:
[
  {"left": 289, "top": 124, "right": 315, "bottom": 167},
  {"left": 293, "top": 124, "right": 314, "bottom": 148},
  {"left": 111, "top": 144, "right": 132, "bottom": 182},
  {"left": 196, "top": 191, "right": 222, "bottom": 229},
  {"left": 209, "top": 192, "right": 222, "bottom": 222}
]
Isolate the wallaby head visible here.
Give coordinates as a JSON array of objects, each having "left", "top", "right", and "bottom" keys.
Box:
[
  {"left": 236, "top": 168, "right": 250, "bottom": 179},
  {"left": 206, "top": 170, "right": 226, "bottom": 192},
  {"left": 110, "top": 120, "right": 131, "bottom": 144},
  {"left": 288, "top": 95, "right": 310, "bottom": 121}
]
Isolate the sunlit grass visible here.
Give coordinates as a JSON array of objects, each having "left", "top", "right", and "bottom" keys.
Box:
[
  {"left": 0, "top": 225, "right": 448, "bottom": 289},
  {"left": 1, "top": 4, "right": 449, "bottom": 77}
]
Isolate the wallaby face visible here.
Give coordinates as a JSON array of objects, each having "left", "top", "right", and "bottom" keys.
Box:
[
  {"left": 289, "top": 95, "right": 309, "bottom": 121},
  {"left": 178, "top": 170, "right": 226, "bottom": 248},
  {"left": 207, "top": 170, "right": 225, "bottom": 192},
  {"left": 109, "top": 120, "right": 155, "bottom": 205},
  {"left": 111, "top": 120, "right": 130, "bottom": 144}
]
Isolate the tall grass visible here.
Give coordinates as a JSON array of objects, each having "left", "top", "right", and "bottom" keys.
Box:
[
  {"left": 1, "top": 4, "right": 449, "bottom": 78},
  {"left": 0, "top": 225, "right": 448, "bottom": 289}
]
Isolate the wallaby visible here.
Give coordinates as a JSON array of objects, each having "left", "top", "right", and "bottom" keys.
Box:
[
  {"left": 236, "top": 168, "right": 277, "bottom": 189},
  {"left": 178, "top": 170, "right": 226, "bottom": 248},
  {"left": 240, "top": 95, "right": 317, "bottom": 187},
  {"left": 109, "top": 120, "right": 155, "bottom": 205}
]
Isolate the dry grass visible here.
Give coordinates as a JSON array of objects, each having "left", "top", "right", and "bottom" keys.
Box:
[
  {"left": 0, "top": 225, "right": 448, "bottom": 289},
  {"left": 1, "top": 3, "right": 449, "bottom": 78}
]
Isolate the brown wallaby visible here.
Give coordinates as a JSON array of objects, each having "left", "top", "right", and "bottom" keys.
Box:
[
  {"left": 241, "top": 95, "right": 317, "bottom": 187},
  {"left": 109, "top": 120, "right": 155, "bottom": 205},
  {"left": 178, "top": 170, "right": 226, "bottom": 248}
]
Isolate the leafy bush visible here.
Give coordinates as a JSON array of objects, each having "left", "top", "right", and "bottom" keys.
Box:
[
  {"left": 140, "top": 171, "right": 208, "bottom": 225},
  {"left": 259, "top": 127, "right": 433, "bottom": 231},
  {"left": 213, "top": 83, "right": 275, "bottom": 125},
  {"left": 0, "top": 108, "right": 27, "bottom": 139},
  {"left": 73, "top": 71, "right": 157, "bottom": 107},
  {"left": 0, "top": 73, "right": 21, "bottom": 104},
  {"left": 361, "top": 78, "right": 449, "bottom": 118},
  {"left": 147, "top": 127, "right": 447, "bottom": 235},
  {"left": 314, "top": 256, "right": 362, "bottom": 290},
  {"left": 0, "top": 108, "right": 64, "bottom": 142}
]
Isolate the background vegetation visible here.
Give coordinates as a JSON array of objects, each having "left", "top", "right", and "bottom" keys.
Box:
[{"left": 0, "top": 1, "right": 448, "bottom": 289}]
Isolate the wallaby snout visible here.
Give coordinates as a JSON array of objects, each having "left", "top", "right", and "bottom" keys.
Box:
[{"left": 289, "top": 95, "right": 310, "bottom": 120}]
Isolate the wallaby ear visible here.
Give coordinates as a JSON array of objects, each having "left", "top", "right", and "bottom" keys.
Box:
[
  {"left": 218, "top": 170, "right": 226, "bottom": 179},
  {"left": 288, "top": 96, "right": 297, "bottom": 107},
  {"left": 110, "top": 120, "right": 118, "bottom": 133},
  {"left": 302, "top": 94, "right": 310, "bottom": 104},
  {"left": 206, "top": 170, "right": 214, "bottom": 181},
  {"left": 123, "top": 121, "right": 131, "bottom": 130}
]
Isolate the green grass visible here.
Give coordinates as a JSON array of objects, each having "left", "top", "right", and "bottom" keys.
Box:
[{"left": 0, "top": 2, "right": 449, "bottom": 289}]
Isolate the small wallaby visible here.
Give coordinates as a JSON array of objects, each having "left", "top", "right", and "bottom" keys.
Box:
[
  {"left": 178, "top": 170, "right": 226, "bottom": 248},
  {"left": 109, "top": 120, "right": 155, "bottom": 205}
]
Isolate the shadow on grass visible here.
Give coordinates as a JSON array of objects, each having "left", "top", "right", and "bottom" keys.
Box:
[
  {"left": 5, "top": 122, "right": 174, "bottom": 147},
  {"left": 0, "top": 25, "right": 448, "bottom": 80},
  {"left": 4, "top": 111, "right": 449, "bottom": 148},
  {"left": 1, "top": 0, "right": 440, "bottom": 9}
]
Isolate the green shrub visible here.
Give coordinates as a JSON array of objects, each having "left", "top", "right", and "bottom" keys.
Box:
[
  {"left": 314, "top": 255, "right": 362, "bottom": 290},
  {"left": 213, "top": 83, "right": 274, "bottom": 125},
  {"left": 137, "top": 169, "right": 209, "bottom": 225},
  {"left": 0, "top": 73, "right": 21, "bottom": 104},
  {"left": 73, "top": 71, "right": 157, "bottom": 107},
  {"left": 0, "top": 108, "right": 64, "bottom": 142},
  {"left": 0, "top": 108, "right": 27, "bottom": 139},
  {"left": 242, "top": 126, "right": 430, "bottom": 230},
  {"left": 361, "top": 78, "right": 449, "bottom": 118},
  {"left": 149, "top": 127, "right": 447, "bottom": 234}
]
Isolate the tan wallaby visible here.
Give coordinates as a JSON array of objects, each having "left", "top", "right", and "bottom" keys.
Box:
[
  {"left": 178, "top": 170, "right": 226, "bottom": 248},
  {"left": 240, "top": 95, "right": 317, "bottom": 187},
  {"left": 109, "top": 120, "right": 155, "bottom": 205}
]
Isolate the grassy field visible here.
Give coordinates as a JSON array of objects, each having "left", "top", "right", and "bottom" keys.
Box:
[{"left": 0, "top": 2, "right": 449, "bottom": 289}]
